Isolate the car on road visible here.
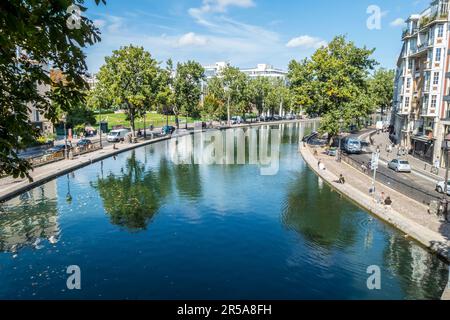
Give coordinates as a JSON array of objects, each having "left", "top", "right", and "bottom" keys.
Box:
[
  {"left": 107, "top": 129, "right": 129, "bottom": 142},
  {"left": 436, "top": 181, "right": 450, "bottom": 194},
  {"left": 161, "top": 125, "right": 176, "bottom": 135},
  {"left": 387, "top": 159, "right": 412, "bottom": 173},
  {"left": 76, "top": 139, "right": 92, "bottom": 147},
  {"left": 342, "top": 137, "right": 362, "bottom": 154}
]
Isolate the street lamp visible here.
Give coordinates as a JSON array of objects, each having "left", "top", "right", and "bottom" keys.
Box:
[
  {"left": 61, "top": 114, "right": 68, "bottom": 159},
  {"left": 337, "top": 118, "right": 344, "bottom": 162},
  {"left": 224, "top": 85, "right": 231, "bottom": 127}
]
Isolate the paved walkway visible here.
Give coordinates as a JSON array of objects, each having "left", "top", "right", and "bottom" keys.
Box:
[{"left": 300, "top": 143, "right": 450, "bottom": 263}]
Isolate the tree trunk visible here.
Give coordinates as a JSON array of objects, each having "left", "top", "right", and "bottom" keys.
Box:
[{"left": 129, "top": 105, "right": 136, "bottom": 142}]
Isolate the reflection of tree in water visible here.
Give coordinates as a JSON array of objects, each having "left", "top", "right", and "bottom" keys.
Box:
[
  {"left": 173, "top": 164, "right": 202, "bottom": 201},
  {"left": 281, "top": 170, "right": 358, "bottom": 250},
  {"left": 383, "top": 233, "right": 448, "bottom": 299},
  {"left": 95, "top": 151, "right": 171, "bottom": 230},
  {"left": 0, "top": 183, "right": 59, "bottom": 253}
]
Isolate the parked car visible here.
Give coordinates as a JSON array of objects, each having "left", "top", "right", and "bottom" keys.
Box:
[
  {"left": 77, "top": 139, "right": 92, "bottom": 147},
  {"left": 107, "top": 129, "right": 130, "bottom": 142},
  {"left": 436, "top": 180, "right": 450, "bottom": 194},
  {"left": 326, "top": 147, "right": 338, "bottom": 157},
  {"left": 161, "top": 125, "right": 176, "bottom": 135},
  {"left": 231, "top": 116, "right": 243, "bottom": 125},
  {"left": 273, "top": 115, "right": 282, "bottom": 121},
  {"left": 44, "top": 143, "right": 71, "bottom": 155},
  {"left": 388, "top": 159, "right": 412, "bottom": 173},
  {"left": 285, "top": 114, "right": 295, "bottom": 120}
]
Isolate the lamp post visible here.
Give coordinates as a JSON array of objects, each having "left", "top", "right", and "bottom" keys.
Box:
[
  {"left": 61, "top": 114, "right": 68, "bottom": 159},
  {"left": 224, "top": 85, "right": 231, "bottom": 127},
  {"left": 98, "top": 105, "right": 103, "bottom": 149},
  {"left": 337, "top": 118, "right": 344, "bottom": 162},
  {"left": 442, "top": 133, "right": 450, "bottom": 222}
]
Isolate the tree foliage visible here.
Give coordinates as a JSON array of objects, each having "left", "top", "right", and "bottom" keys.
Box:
[
  {"left": 0, "top": 0, "right": 105, "bottom": 179},
  {"left": 288, "top": 35, "right": 378, "bottom": 137},
  {"left": 173, "top": 61, "right": 205, "bottom": 127},
  {"left": 94, "top": 45, "right": 160, "bottom": 139},
  {"left": 368, "top": 68, "right": 395, "bottom": 116}
]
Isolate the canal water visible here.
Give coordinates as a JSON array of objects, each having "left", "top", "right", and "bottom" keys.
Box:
[{"left": 0, "top": 123, "right": 448, "bottom": 299}]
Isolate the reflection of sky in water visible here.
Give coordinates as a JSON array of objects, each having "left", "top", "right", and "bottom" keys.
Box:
[{"left": 0, "top": 123, "right": 448, "bottom": 300}]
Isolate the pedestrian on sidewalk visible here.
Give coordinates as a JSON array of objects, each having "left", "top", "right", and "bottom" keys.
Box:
[
  {"left": 361, "top": 162, "right": 367, "bottom": 174},
  {"left": 434, "top": 159, "right": 440, "bottom": 174}
]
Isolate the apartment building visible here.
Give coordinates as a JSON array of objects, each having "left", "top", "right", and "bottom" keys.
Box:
[
  {"left": 392, "top": 0, "right": 450, "bottom": 165},
  {"left": 203, "top": 62, "right": 287, "bottom": 80}
]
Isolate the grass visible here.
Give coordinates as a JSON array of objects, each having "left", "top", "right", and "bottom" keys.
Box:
[{"left": 95, "top": 112, "right": 199, "bottom": 131}]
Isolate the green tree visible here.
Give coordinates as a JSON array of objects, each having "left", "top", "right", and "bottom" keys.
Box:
[
  {"left": 155, "top": 59, "right": 175, "bottom": 126},
  {"left": 288, "top": 35, "right": 377, "bottom": 137},
  {"left": 368, "top": 68, "right": 395, "bottom": 116},
  {"left": 173, "top": 61, "right": 205, "bottom": 128},
  {"left": 65, "top": 102, "right": 97, "bottom": 128},
  {"left": 95, "top": 45, "right": 160, "bottom": 140},
  {"left": 222, "top": 66, "right": 251, "bottom": 119},
  {"left": 0, "top": 0, "right": 105, "bottom": 179},
  {"left": 248, "top": 77, "right": 271, "bottom": 116}
]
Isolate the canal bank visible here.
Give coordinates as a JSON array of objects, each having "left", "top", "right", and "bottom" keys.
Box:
[
  {"left": 0, "top": 119, "right": 318, "bottom": 203},
  {"left": 299, "top": 143, "right": 450, "bottom": 263}
]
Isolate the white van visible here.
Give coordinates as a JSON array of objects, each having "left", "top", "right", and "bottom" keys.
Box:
[{"left": 107, "top": 129, "right": 130, "bottom": 142}]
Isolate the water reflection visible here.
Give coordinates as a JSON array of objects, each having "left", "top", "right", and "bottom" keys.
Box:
[
  {"left": 0, "top": 180, "right": 60, "bottom": 253},
  {"left": 282, "top": 170, "right": 357, "bottom": 250},
  {"left": 93, "top": 151, "right": 169, "bottom": 230},
  {"left": 383, "top": 234, "right": 448, "bottom": 299}
]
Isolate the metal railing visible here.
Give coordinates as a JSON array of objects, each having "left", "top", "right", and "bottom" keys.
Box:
[{"left": 28, "top": 141, "right": 103, "bottom": 168}]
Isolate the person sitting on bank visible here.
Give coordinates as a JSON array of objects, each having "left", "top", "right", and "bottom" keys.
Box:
[
  {"left": 384, "top": 196, "right": 393, "bottom": 208},
  {"left": 338, "top": 174, "right": 345, "bottom": 184}
]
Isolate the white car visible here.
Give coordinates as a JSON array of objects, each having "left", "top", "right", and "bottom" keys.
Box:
[
  {"left": 107, "top": 129, "right": 130, "bottom": 142},
  {"left": 387, "top": 159, "right": 411, "bottom": 173},
  {"left": 436, "top": 181, "right": 450, "bottom": 195}
]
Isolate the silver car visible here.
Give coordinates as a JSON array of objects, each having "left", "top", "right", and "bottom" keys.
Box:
[{"left": 388, "top": 159, "right": 412, "bottom": 173}]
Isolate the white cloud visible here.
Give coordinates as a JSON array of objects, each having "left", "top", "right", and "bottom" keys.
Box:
[
  {"left": 189, "top": 0, "right": 255, "bottom": 16},
  {"left": 390, "top": 18, "right": 406, "bottom": 27},
  {"left": 177, "top": 32, "right": 208, "bottom": 47},
  {"left": 286, "top": 35, "right": 327, "bottom": 49},
  {"left": 93, "top": 19, "right": 106, "bottom": 28}
]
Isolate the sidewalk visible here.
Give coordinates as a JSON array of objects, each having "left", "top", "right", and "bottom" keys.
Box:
[{"left": 300, "top": 143, "right": 450, "bottom": 262}]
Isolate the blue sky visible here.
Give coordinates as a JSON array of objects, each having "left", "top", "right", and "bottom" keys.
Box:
[{"left": 83, "top": 0, "right": 432, "bottom": 73}]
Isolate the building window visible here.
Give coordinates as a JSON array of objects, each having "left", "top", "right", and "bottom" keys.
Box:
[
  {"left": 431, "top": 95, "right": 437, "bottom": 109},
  {"left": 435, "top": 48, "right": 442, "bottom": 62},
  {"left": 438, "top": 24, "right": 444, "bottom": 38},
  {"left": 433, "top": 72, "right": 440, "bottom": 85},
  {"left": 405, "top": 97, "right": 410, "bottom": 108},
  {"left": 408, "top": 59, "right": 413, "bottom": 70},
  {"left": 407, "top": 78, "right": 411, "bottom": 88}
]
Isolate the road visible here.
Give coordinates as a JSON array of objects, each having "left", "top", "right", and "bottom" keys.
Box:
[
  {"left": 344, "top": 130, "right": 446, "bottom": 205},
  {"left": 345, "top": 152, "right": 442, "bottom": 205}
]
